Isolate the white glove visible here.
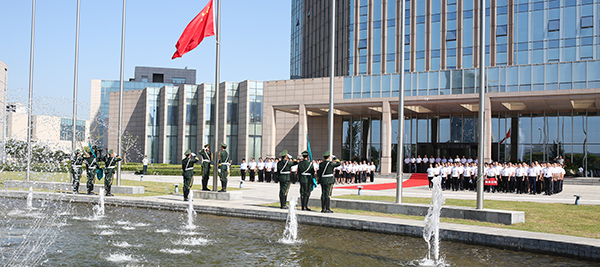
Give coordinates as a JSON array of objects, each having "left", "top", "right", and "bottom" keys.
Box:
[
  {"left": 287, "top": 154, "right": 292, "bottom": 159},
  {"left": 191, "top": 153, "right": 196, "bottom": 157},
  {"left": 331, "top": 154, "right": 336, "bottom": 159}
]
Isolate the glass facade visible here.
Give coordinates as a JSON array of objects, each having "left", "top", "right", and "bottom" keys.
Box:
[
  {"left": 248, "top": 81, "right": 264, "bottom": 161},
  {"left": 147, "top": 87, "right": 160, "bottom": 163},
  {"left": 185, "top": 85, "right": 198, "bottom": 154},
  {"left": 165, "top": 86, "right": 179, "bottom": 164},
  {"left": 59, "top": 118, "right": 86, "bottom": 141}
]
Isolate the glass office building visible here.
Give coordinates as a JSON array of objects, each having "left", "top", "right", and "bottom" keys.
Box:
[{"left": 281, "top": 0, "right": 600, "bottom": 175}]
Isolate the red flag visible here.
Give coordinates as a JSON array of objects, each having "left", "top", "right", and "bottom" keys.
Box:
[
  {"left": 172, "top": 0, "right": 215, "bottom": 59},
  {"left": 500, "top": 128, "right": 511, "bottom": 144}
]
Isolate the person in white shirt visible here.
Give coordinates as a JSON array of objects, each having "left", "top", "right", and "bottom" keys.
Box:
[
  {"left": 441, "top": 156, "right": 447, "bottom": 164},
  {"left": 422, "top": 155, "right": 429, "bottom": 173},
  {"left": 426, "top": 163, "right": 436, "bottom": 189},
  {"left": 527, "top": 162, "right": 538, "bottom": 194},
  {"left": 542, "top": 162, "right": 554, "bottom": 195},
  {"left": 248, "top": 158, "right": 257, "bottom": 182},
  {"left": 485, "top": 163, "right": 498, "bottom": 193},
  {"left": 429, "top": 156, "right": 435, "bottom": 166},
  {"left": 264, "top": 158, "right": 272, "bottom": 183},
  {"left": 240, "top": 159, "right": 248, "bottom": 181},
  {"left": 410, "top": 156, "right": 417, "bottom": 173},
  {"left": 142, "top": 155, "right": 149, "bottom": 176},
  {"left": 404, "top": 156, "right": 411, "bottom": 173},
  {"left": 460, "top": 156, "right": 467, "bottom": 164},
  {"left": 467, "top": 157, "right": 473, "bottom": 164},
  {"left": 463, "top": 163, "right": 472, "bottom": 191},
  {"left": 450, "top": 163, "right": 463, "bottom": 191},
  {"left": 455, "top": 156, "right": 461, "bottom": 164},
  {"left": 257, "top": 158, "right": 265, "bottom": 182},
  {"left": 369, "top": 161, "right": 376, "bottom": 182},
  {"left": 435, "top": 156, "right": 441, "bottom": 164},
  {"left": 515, "top": 163, "right": 526, "bottom": 194}
]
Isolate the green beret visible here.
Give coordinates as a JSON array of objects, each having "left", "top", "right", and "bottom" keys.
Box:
[
  {"left": 204, "top": 144, "right": 210, "bottom": 148},
  {"left": 279, "top": 150, "right": 288, "bottom": 157},
  {"left": 75, "top": 149, "right": 80, "bottom": 153},
  {"left": 185, "top": 149, "right": 191, "bottom": 156},
  {"left": 322, "top": 150, "right": 331, "bottom": 157},
  {"left": 108, "top": 149, "right": 114, "bottom": 154},
  {"left": 221, "top": 143, "right": 227, "bottom": 148},
  {"left": 301, "top": 150, "right": 309, "bottom": 156}
]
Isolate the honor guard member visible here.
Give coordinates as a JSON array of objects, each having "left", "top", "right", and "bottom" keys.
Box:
[
  {"left": 277, "top": 150, "right": 298, "bottom": 209},
  {"left": 70, "top": 149, "right": 84, "bottom": 194},
  {"left": 317, "top": 151, "right": 341, "bottom": 213},
  {"left": 297, "top": 150, "right": 315, "bottom": 211},
  {"left": 198, "top": 144, "right": 212, "bottom": 191},
  {"left": 218, "top": 143, "right": 230, "bottom": 192},
  {"left": 83, "top": 149, "right": 100, "bottom": 195},
  {"left": 103, "top": 149, "right": 122, "bottom": 196},
  {"left": 182, "top": 149, "right": 199, "bottom": 201}
]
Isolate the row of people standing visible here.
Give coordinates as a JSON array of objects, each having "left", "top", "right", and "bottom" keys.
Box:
[
  {"left": 426, "top": 161, "right": 565, "bottom": 195},
  {"left": 180, "top": 143, "right": 230, "bottom": 201},
  {"left": 406, "top": 155, "right": 478, "bottom": 173},
  {"left": 70, "top": 148, "right": 122, "bottom": 196},
  {"left": 334, "top": 161, "right": 376, "bottom": 184}
]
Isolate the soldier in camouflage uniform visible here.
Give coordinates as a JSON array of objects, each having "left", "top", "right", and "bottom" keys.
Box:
[
  {"left": 277, "top": 149, "right": 298, "bottom": 209},
  {"left": 182, "top": 149, "right": 199, "bottom": 201},
  {"left": 218, "top": 143, "right": 229, "bottom": 192},
  {"left": 198, "top": 144, "right": 212, "bottom": 191},
  {"left": 297, "top": 150, "right": 315, "bottom": 211},
  {"left": 70, "top": 149, "right": 84, "bottom": 194},
  {"left": 103, "top": 149, "right": 122, "bottom": 196},
  {"left": 317, "top": 151, "right": 341, "bottom": 213}
]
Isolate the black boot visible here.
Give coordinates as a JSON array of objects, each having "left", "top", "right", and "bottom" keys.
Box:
[
  {"left": 325, "top": 199, "right": 333, "bottom": 213},
  {"left": 321, "top": 198, "right": 326, "bottom": 213},
  {"left": 300, "top": 196, "right": 306, "bottom": 210},
  {"left": 303, "top": 196, "right": 312, "bottom": 211},
  {"left": 73, "top": 182, "right": 79, "bottom": 194},
  {"left": 105, "top": 185, "right": 114, "bottom": 196},
  {"left": 202, "top": 179, "right": 210, "bottom": 191},
  {"left": 280, "top": 196, "right": 288, "bottom": 209},
  {"left": 183, "top": 188, "right": 189, "bottom": 201},
  {"left": 218, "top": 181, "right": 227, "bottom": 192}
]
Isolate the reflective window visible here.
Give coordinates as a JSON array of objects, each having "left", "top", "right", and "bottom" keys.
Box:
[
  {"left": 548, "top": 19, "right": 560, "bottom": 32},
  {"left": 581, "top": 16, "right": 593, "bottom": 28}
]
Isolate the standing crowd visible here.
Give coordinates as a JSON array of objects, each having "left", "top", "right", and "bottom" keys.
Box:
[{"left": 416, "top": 154, "right": 566, "bottom": 195}]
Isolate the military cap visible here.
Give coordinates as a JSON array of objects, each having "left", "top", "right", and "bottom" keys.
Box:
[
  {"left": 221, "top": 143, "right": 227, "bottom": 148},
  {"left": 185, "top": 149, "right": 191, "bottom": 156},
  {"left": 108, "top": 149, "right": 114, "bottom": 154},
  {"left": 75, "top": 149, "right": 81, "bottom": 154},
  {"left": 322, "top": 150, "right": 331, "bottom": 157},
  {"left": 279, "top": 149, "right": 288, "bottom": 157},
  {"left": 301, "top": 150, "right": 309, "bottom": 156}
]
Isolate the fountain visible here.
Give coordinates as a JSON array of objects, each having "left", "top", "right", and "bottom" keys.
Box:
[
  {"left": 422, "top": 176, "right": 446, "bottom": 266},
  {"left": 185, "top": 189, "right": 196, "bottom": 229},
  {"left": 279, "top": 196, "right": 298, "bottom": 244},
  {"left": 26, "top": 186, "right": 34, "bottom": 210},
  {"left": 92, "top": 188, "right": 105, "bottom": 219}
]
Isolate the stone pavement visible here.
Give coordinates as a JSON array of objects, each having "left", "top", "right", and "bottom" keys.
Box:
[{"left": 121, "top": 172, "right": 600, "bottom": 205}]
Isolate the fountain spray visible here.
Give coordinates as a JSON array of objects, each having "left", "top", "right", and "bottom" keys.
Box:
[
  {"left": 423, "top": 176, "right": 445, "bottom": 265},
  {"left": 186, "top": 189, "right": 196, "bottom": 229},
  {"left": 280, "top": 196, "right": 298, "bottom": 244}
]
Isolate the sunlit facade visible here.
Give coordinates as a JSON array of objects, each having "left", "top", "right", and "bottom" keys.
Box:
[{"left": 273, "top": 0, "right": 600, "bottom": 176}]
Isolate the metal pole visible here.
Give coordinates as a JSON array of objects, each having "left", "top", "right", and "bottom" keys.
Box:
[
  {"left": 72, "top": 0, "right": 81, "bottom": 170},
  {"left": 117, "top": 0, "right": 126, "bottom": 186},
  {"left": 328, "top": 0, "right": 335, "bottom": 153},
  {"left": 26, "top": 0, "right": 36, "bottom": 182},
  {"left": 395, "top": 0, "right": 406, "bottom": 204},
  {"left": 476, "top": 0, "right": 487, "bottom": 210},
  {"left": 212, "top": 0, "right": 221, "bottom": 191}
]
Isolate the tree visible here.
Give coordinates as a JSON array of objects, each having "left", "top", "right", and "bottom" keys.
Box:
[{"left": 121, "top": 131, "right": 139, "bottom": 164}]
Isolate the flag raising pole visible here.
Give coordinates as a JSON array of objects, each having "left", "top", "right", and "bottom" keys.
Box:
[
  {"left": 26, "top": 0, "right": 36, "bottom": 182},
  {"left": 72, "top": 0, "right": 81, "bottom": 175},
  {"left": 327, "top": 0, "right": 335, "bottom": 154},
  {"left": 396, "top": 0, "right": 406, "bottom": 204},
  {"left": 476, "top": 0, "right": 487, "bottom": 210},
  {"left": 117, "top": 0, "right": 127, "bottom": 186},
  {"left": 212, "top": 0, "right": 221, "bottom": 191}
]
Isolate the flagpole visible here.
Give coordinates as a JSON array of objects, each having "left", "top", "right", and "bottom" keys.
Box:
[
  {"left": 395, "top": 0, "right": 406, "bottom": 204},
  {"left": 26, "top": 0, "right": 36, "bottom": 182},
  {"left": 212, "top": 0, "right": 221, "bottom": 191},
  {"left": 72, "top": 0, "right": 81, "bottom": 166},
  {"left": 117, "top": 0, "right": 127, "bottom": 186},
  {"left": 476, "top": 0, "right": 487, "bottom": 210},
  {"left": 328, "top": 0, "right": 335, "bottom": 154}
]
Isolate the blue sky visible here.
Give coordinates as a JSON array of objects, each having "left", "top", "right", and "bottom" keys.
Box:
[{"left": 0, "top": 0, "right": 291, "bottom": 118}]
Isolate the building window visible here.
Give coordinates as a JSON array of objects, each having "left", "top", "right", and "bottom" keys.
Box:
[
  {"left": 496, "top": 25, "right": 507, "bottom": 36},
  {"left": 141, "top": 75, "right": 148, "bottom": 82},
  {"left": 548, "top": 19, "right": 560, "bottom": 32},
  {"left": 358, "top": 39, "right": 368, "bottom": 49},
  {"left": 152, "top": 73, "right": 164, "bottom": 83},
  {"left": 581, "top": 16, "right": 594, "bottom": 28},
  {"left": 446, "top": 30, "right": 457, "bottom": 41},
  {"left": 172, "top": 77, "right": 186, "bottom": 84}
]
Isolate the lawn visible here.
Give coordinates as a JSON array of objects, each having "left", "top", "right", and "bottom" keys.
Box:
[
  {"left": 0, "top": 171, "right": 236, "bottom": 197},
  {"left": 262, "top": 195, "right": 600, "bottom": 239},
  {"left": 334, "top": 194, "right": 600, "bottom": 239}
]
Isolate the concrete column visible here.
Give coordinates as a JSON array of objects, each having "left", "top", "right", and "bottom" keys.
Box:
[
  {"left": 177, "top": 85, "right": 186, "bottom": 164},
  {"left": 297, "top": 104, "right": 307, "bottom": 155},
  {"left": 381, "top": 101, "right": 392, "bottom": 175},
  {"left": 269, "top": 106, "right": 277, "bottom": 157},
  {"left": 484, "top": 96, "right": 493, "bottom": 163},
  {"left": 158, "top": 87, "right": 167, "bottom": 163}
]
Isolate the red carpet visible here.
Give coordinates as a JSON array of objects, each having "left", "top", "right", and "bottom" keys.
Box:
[{"left": 335, "top": 173, "right": 429, "bottom": 190}]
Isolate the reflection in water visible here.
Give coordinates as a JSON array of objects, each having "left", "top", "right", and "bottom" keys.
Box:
[{"left": 0, "top": 198, "right": 595, "bottom": 266}]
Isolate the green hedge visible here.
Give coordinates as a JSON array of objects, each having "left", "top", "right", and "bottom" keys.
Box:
[{"left": 129, "top": 163, "right": 242, "bottom": 176}]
